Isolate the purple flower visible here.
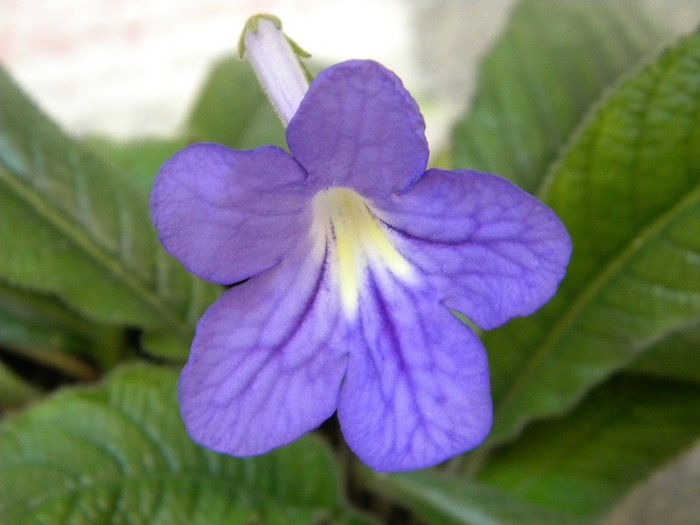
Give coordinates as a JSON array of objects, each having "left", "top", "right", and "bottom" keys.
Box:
[{"left": 151, "top": 59, "right": 571, "bottom": 471}]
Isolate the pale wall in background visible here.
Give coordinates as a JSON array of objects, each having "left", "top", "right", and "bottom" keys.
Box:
[
  {"left": 0, "top": 0, "right": 514, "bottom": 149},
  {"left": 3, "top": 0, "right": 697, "bottom": 149}
]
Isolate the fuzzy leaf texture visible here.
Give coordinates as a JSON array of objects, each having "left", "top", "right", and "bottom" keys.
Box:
[
  {"left": 369, "top": 471, "right": 585, "bottom": 525},
  {"left": 478, "top": 376, "right": 700, "bottom": 521},
  {"left": 0, "top": 362, "right": 40, "bottom": 408},
  {"left": 0, "top": 281, "right": 123, "bottom": 407},
  {"left": 0, "top": 66, "right": 221, "bottom": 358},
  {"left": 630, "top": 322, "right": 700, "bottom": 382},
  {"left": 0, "top": 365, "right": 372, "bottom": 525},
  {"left": 0, "top": 282, "right": 109, "bottom": 357},
  {"left": 88, "top": 136, "right": 188, "bottom": 195},
  {"left": 452, "top": 0, "right": 667, "bottom": 192},
  {"left": 482, "top": 27, "right": 700, "bottom": 448}
]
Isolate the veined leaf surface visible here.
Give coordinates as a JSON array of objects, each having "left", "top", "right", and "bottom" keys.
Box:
[
  {"left": 0, "top": 67, "right": 220, "bottom": 355},
  {"left": 483, "top": 28, "right": 700, "bottom": 448}
]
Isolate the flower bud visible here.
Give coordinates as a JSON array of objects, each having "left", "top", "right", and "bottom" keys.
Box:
[{"left": 240, "top": 15, "right": 309, "bottom": 125}]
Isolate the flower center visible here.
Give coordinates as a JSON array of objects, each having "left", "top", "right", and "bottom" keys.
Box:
[{"left": 312, "top": 188, "right": 413, "bottom": 317}]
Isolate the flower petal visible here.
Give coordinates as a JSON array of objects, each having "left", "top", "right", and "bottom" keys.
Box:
[
  {"left": 287, "top": 60, "right": 428, "bottom": 203},
  {"left": 150, "top": 143, "right": 311, "bottom": 284},
  {"left": 178, "top": 239, "right": 349, "bottom": 456},
  {"left": 380, "top": 169, "right": 572, "bottom": 330},
  {"left": 337, "top": 268, "right": 492, "bottom": 472}
]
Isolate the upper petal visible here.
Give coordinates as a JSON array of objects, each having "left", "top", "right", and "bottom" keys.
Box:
[
  {"left": 379, "top": 169, "right": 572, "bottom": 330},
  {"left": 337, "top": 267, "right": 492, "bottom": 471},
  {"left": 150, "top": 143, "right": 311, "bottom": 284},
  {"left": 287, "top": 60, "right": 428, "bottom": 204},
  {"left": 178, "top": 238, "right": 349, "bottom": 456}
]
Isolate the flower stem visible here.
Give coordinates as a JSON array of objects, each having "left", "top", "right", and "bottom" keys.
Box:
[{"left": 239, "top": 14, "right": 310, "bottom": 125}]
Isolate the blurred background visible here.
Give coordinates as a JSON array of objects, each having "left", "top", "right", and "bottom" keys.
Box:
[
  {"left": 3, "top": 0, "right": 698, "bottom": 150},
  {"left": 1, "top": 0, "right": 514, "bottom": 149},
  {"left": 2, "top": 1, "right": 700, "bottom": 524}
]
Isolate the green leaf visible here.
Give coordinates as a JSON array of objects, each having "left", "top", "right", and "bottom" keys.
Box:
[
  {"left": 451, "top": 0, "right": 667, "bottom": 192},
  {"left": 0, "top": 280, "right": 123, "bottom": 371},
  {"left": 87, "top": 136, "right": 188, "bottom": 194},
  {"left": 478, "top": 376, "right": 700, "bottom": 520},
  {"left": 0, "top": 365, "right": 368, "bottom": 524},
  {"left": 630, "top": 322, "right": 700, "bottom": 382},
  {"left": 0, "top": 302, "right": 112, "bottom": 403},
  {"left": 0, "top": 361, "right": 41, "bottom": 409},
  {"left": 0, "top": 66, "right": 220, "bottom": 357},
  {"left": 87, "top": 135, "right": 222, "bottom": 359},
  {"left": 482, "top": 28, "right": 700, "bottom": 450},
  {"left": 1, "top": 281, "right": 92, "bottom": 351},
  {"left": 601, "top": 440, "right": 700, "bottom": 524},
  {"left": 186, "top": 56, "right": 286, "bottom": 150},
  {"left": 370, "top": 471, "right": 585, "bottom": 525}
]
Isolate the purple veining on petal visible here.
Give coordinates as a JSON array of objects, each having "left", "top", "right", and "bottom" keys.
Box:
[
  {"left": 287, "top": 60, "right": 428, "bottom": 205},
  {"left": 151, "top": 143, "right": 312, "bottom": 284},
  {"left": 218, "top": 244, "right": 331, "bottom": 399},
  {"left": 376, "top": 168, "right": 571, "bottom": 330},
  {"left": 179, "top": 239, "right": 349, "bottom": 456},
  {"left": 338, "top": 266, "right": 492, "bottom": 471},
  {"left": 151, "top": 57, "right": 571, "bottom": 472}
]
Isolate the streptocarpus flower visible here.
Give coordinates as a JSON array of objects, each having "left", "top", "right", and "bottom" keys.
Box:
[{"left": 151, "top": 24, "right": 571, "bottom": 472}]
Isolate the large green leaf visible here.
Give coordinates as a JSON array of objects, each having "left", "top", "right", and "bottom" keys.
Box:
[
  {"left": 186, "top": 56, "right": 285, "bottom": 150},
  {"left": 370, "top": 471, "right": 584, "bottom": 525},
  {"left": 0, "top": 281, "right": 122, "bottom": 403},
  {"left": 0, "top": 365, "right": 369, "bottom": 524},
  {"left": 87, "top": 136, "right": 188, "bottom": 194},
  {"left": 0, "top": 280, "right": 123, "bottom": 370},
  {"left": 481, "top": 29, "right": 700, "bottom": 450},
  {"left": 601, "top": 439, "right": 700, "bottom": 525},
  {"left": 87, "top": 135, "right": 221, "bottom": 359},
  {"left": 451, "top": 0, "right": 666, "bottom": 192},
  {"left": 478, "top": 376, "right": 700, "bottom": 520},
  {"left": 0, "top": 66, "right": 220, "bottom": 357},
  {"left": 630, "top": 322, "right": 700, "bottom": 382},
  {"left": 0, "top": 361, "right": 40, "bottom": 409}
]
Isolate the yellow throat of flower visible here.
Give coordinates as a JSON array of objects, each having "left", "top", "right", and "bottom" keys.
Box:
[{"left": 312, "top": 187, "right": 414, "bottom": 316}]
